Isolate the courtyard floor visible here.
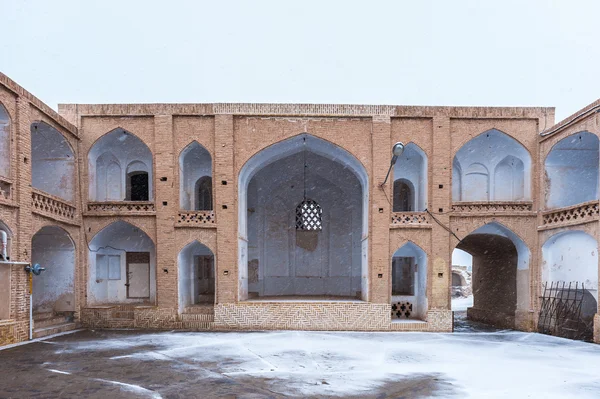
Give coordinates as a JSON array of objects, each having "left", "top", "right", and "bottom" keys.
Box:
[{"left": 1, "top": 327, "right": 599, "bottom": 398}]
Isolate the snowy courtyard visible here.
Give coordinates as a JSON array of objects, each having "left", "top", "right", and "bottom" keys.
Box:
[{"left": 1, "top": 328, "right": 599, "bottom": 398}]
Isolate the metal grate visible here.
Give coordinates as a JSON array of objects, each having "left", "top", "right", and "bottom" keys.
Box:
[
  {"left": 296, "top": 199, "right": 323, "bottom": 231},
  {"left": 537, "top": 281, "right": 593, "bottom": 341}
]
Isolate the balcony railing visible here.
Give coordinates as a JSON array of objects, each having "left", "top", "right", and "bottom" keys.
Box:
[
  {"left": 176, "top": 210, "right": 216, "bottom": 227},
  {"left": 390, "top": 212, "right": 430, "bottom": 227},
  {"left": 452, "top": 201, "right": 533, "bottom": 214},
  {"left": 87, "top": 201, "right": 155, "bottom": 214},
  {"left": 541, "top": 200, "right": 599, "bottom": 229},
  {"left": 32, "top": 189, "right": 76, "bottom": 221}
]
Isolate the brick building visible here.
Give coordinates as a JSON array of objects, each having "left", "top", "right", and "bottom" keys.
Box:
[{"left": 0, "top": 71, "right": 598, "bottom": 346}]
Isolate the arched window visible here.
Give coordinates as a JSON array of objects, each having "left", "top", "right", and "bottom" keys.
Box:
[
  {"left": 393, "top": 179, "right": 414, "bottom": 212},
  {"left": 195, "top": 176, "right": 213, "bottom": 210},
  {"left": 126, "top": 161, "right": 149, "bottom": 201},
  {"left": 0, "top": 104, "right": 10, "bottom": 178},
  {"left": 295, "top": 199, "right": 323, "bottom": 231}
]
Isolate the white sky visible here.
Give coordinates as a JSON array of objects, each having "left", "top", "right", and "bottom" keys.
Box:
[{"left": 1, "top": 0, "right": 599, "bottom": 121}]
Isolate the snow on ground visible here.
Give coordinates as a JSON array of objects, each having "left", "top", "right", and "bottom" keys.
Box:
[
  {"left": 43, "top": 328, "right": 600, "bottom": 398},
  {"left": 451, "top": 295, "right": 473, "bottom": 312}
]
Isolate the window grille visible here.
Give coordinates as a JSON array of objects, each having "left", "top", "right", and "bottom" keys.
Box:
[{"left": 295, "top": 199, "right": 322, "bottom": 231}]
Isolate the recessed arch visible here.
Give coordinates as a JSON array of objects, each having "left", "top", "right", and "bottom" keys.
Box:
[
  {"left": 177, "top": 240, "right": 215, "bottom": 313},
  {"left": 179, "top": 141, "right": 212, "bottom": 210},
  {"left": 391, "top": 241, "right": 428, "bottom": 320},
  {"left": 0, "top": 102, "right": 10, "bottom": 178},
  {"left": 87, "top": 220, "right": 156, "bottom": 305},
  {"left": 544, "top": 131, "right": 599, "bottom": 209},
  {"left": 393, "top": 143, "right": 427, "bottom": 211},
  {"left": 453, "top": 129, "right": 531, "bottom": 202},
  {"left": 453, "top": 221, "right": 531, "bottom": 329},
  {"left": 31, "top": 121, "right": 76, "bottom": 202},
  {"left": 31, "top": 225, "right": 76, "bottom": 315},
  {"left": 88, "top": 128, "right": 153, "bottom": 201},
  {"left": 238, "top": 133, "right": 369, "bottom": 301}
]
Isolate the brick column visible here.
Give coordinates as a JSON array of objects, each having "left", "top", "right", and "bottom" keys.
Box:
[
  {"left": 369, "top": 115, "right": 392, "bottom": 303},
  {"left": 154, "top": 115, "right": 177, "bottom": 309},
  {"left": 213, "top": 115, "right": 236, "bottom": 303},
  {"left": 430, "top": 115, "right": 452, "bottom": 310},
  {"left": 14, "top": 98, "right": 32, "bottom": 326}
]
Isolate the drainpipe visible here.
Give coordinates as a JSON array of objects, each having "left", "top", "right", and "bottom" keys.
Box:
[
  {"left": 23, "top": 263, "right": 45, "bottom": 340},
  {"left": 0, "top": 231, "right": 7, "bottom": 260}
]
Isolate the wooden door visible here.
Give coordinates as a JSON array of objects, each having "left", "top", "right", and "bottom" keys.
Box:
[{"left": 126, "top": 252, "right": 150, "bottom": 299}]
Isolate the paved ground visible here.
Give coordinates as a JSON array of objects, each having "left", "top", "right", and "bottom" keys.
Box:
[{"left": 1, "top": 326, "right": 600, "bottom": 398}]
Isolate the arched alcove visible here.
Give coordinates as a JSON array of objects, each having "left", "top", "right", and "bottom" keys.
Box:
[
  {"left": 0, "top": 103, "right": 10, "bottom": 178},
  {"left": 31, "top": 122, "right": 75, "bottom": 202},
  {"left": 391, "top": 242, "right": 428, "bottom": 320},
  {"left": 542, "top": 230, "right": 598, "bottom": 340},
  {"left": 455, "top": 222, "right": 530, "bottom": 329},
  {"left": 393, "top": 143, "right": 427, "bottom": 211},
  {"left": 178, "top": 241, "right": 215, "bottom": 312},
  {"left": 238, "top": 134, "right": 369, "bottom": 301},
  {"left": 179, "top": 142, "right": 212, "bottom": 210},
  {"left": 31, "top": 226, "right": 75, "bottom": 314},
  {"left": 453, "top": 129, "right": 531, "bottom": 202},
  {"left": 87, "top": 221, "right": 156, "bottom": 305},
  {"left": 545, "top": 132, "right": 599, "bottom": 209},
  {"left": 88, "top": 128, "right": 153, "bottom": 201}
]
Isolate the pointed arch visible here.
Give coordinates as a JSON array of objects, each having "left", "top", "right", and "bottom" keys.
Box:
[
  {"left": 544, "top": 131, "right": 599, "bottom": 209},
  {"left": 31, "top": 121, "right": 76, "bottom": 202},
  {"left": 453, "top": 129, "right": 531, "bottom": 202},
  {"left": 88, "top": 220, "right": 156, "bottom": 305},
  {"left": 88, "top": 128, "right": 153, "bottom": 201},
  {"left": 177, "top": 240, "right": 215, "bottom": 312},
  {"left": 179, "top": 141, "right": 212, "bottom": 210},
  {"left": 238, "top": 133, "right": 369, "bottom": 301},
  {"left": 393, "top": 142, "right": 428, "bottom": 211},
  {"left": 391, "top": 241, "right": 428, "bottom": 320},
  {"left": 0, "top": 102, "right": 10, "bottom": 178}
]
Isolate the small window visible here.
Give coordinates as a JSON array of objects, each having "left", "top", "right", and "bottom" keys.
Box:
[
  {"left": 96, "top": 254, "right": 121, "bottom": 280},
  {"left": 295, "top": 199, "right": 323, "bottom": 231}
]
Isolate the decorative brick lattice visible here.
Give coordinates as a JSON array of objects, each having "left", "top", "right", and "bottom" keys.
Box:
[
  {"left": 296, "top": 199, "right": 323, "bottom": 231},
  {"left": 176, "top": 210, "right": 216, "bottom": 227},
  {"left": 0, "top": 320, "right": 28, "bottom": 346},
  {"left": 32, "top": 189, "right": 76, "bottom": 220},
  {"left": 426, "top": 310, "right": 453, "bottom": 332},
  {"left": 87, "top": 201, "right": 155, "bottom": 213},
  {"left": 215, "top": 303, "right": 391, "bottom": 331},
  {"left": 391, "top": 301, "right": 413, "bottom": 319},
  {"left": 452, "top": 201, "right": 533, "bottom": 213},
  {"left": 391, "top": 212, "right": 429, "bottom": 226},
  {"left": 542, "top": 201, "right": 599, "bottom": 228}
]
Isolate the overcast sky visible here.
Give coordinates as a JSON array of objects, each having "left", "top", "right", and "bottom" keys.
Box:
[{"left": 1, "top": 0, "right": 599, "bottom": 121}]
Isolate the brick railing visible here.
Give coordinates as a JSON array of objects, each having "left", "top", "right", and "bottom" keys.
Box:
[
  {"left": 176, "top": 210, "right": 216, "bottom": 227},
  {"left": 390, "top": 212, "right": 430, "bottom": 227},
  {"left": 87, "top": 201, "right": 155, "bottom": 213},
  {"left": 452, "top": 201, "right": 533, "bottom": 213},
  {"left": 541, "top": 200, "right": 599, "bottom": 228},
  {"left": 32, "top": 189, "right": 76, "bottom": 220}
]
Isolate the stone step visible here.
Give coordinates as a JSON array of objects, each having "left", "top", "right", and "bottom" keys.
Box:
[
  {"left": 33, "top": 322, "right": 78, "bottom": 339},
  {"left": 179, "top": 321, "right": 214, "bottom": 330},
  {"left": 180, "top": 313, "right": 214, "bottom": 322},
  {"left": 32, "top": 312, "right": 55, "bottom": 321},
  {"left": 112, "top": 310, "right": 135, "bottom": 320},
  {"left": 34, "top": 316, "right": 70, "bottom": 329}
]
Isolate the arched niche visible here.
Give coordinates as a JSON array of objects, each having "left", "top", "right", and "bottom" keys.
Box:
[
  {"left": 88, "top": 128, "right": 153, "bottom": 201},
  {"left": 238, "top": 134, "right": 369, "bottom": 301},
  {"left": 0, "top": 220, "right": 13, "bottom": 320},
  {"left": 391, "top": 242, "right": 428, "bottom": 320},
  {"left": 393, "top": 143, "right": 427, "bottom": 211},
  {"left": 179, "top": 142, "right": 212, "bottom": 210},
  {"left": 178, "top": 241, "right": 215, "bottom": 313},
  {"left": 455, "top": 222, "right": 530, "bottom": 329},
  {"left": 545, "top": 131, "right": 599, "bottom": 209},
  {"left": 31, "top": 122, "right": 75, "bottom": 202},
  {"left": 87, "top": 220, "right": 156, "bottom": 305},
  {"left": 31, "top": 226, "right": 75, "bottom": 314},
  {"left": 453, "top": 129, "right": 531, "bottom": 202},
  {"left": 0, "top": 103, "right": 10, "bottom": 178}
]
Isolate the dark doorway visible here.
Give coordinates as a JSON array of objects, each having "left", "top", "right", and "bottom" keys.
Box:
[
  {"left": 195, "top": 176, "right": 213, "bottom": 210},
  {"left": 393, "top": 179, "right": 414, "bottom": 212},
  {"left": 128, "top": 172, "right": 149, "bottom": 201}
]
